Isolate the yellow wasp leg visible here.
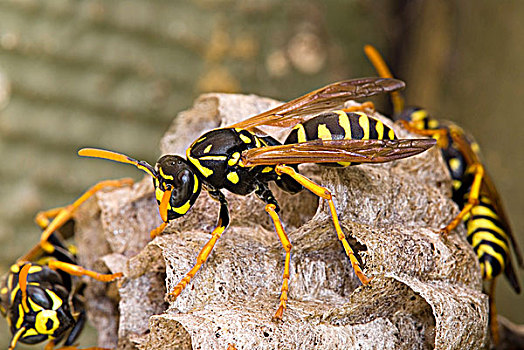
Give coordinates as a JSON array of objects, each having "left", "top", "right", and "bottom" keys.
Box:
[
  {"left": 265, "top": 203, "right": 292, "bottom": 320},
  {"left": 341, "top": 101, "right": 376, "bottom": 113},
  {"left": 35, "top": 207, "right": 64, "bottom": 230},
  {"left": 150, "top": 186, "right": 173, "bottom": 239},
  {"left": 275, "top": 165, "right": 372, "bottom": 285},
  {"left": 397, "top": 120, "right": 449, "bottom": 149},
  {"left": 20, "top": 179, "right": 134, "bottom": 262},
  {"left": 440, "top": 163, "right": 484, "bottom": 235},
  {"left": 168, "top": 193, "right": 230, "bottom": 299},
  {"left": 47, "top": 261, "right": 123, "bottom": 282}
]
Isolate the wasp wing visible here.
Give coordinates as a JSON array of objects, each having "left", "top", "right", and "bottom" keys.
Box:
[
  {"left": 229, "top": 77, "right": 405, "bottom": 131},
  {"left": 241, "top": 138, "right": 436, "bottom": 166}
]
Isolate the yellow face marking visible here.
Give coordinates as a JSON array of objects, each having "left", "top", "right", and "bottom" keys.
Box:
[
  {"left": 156, "top": 187, "right": 166, "bottom": 203},
  {"left": 239, "top": 134, "right": 252, "bottom": 144},
  {"left": 173, "top": 200, "right": 191, "bottom": 215},
  {"left": 35, "top": 310, "right": 59, "bottom": 335},
  {"left": 199, "top": 155, "right": 228, "bottom": 161},
  {"left": 193, "top": 174, "right": 199, "bottom": 194},
  {"left": 317, "top": 124, "right": 332, "bottom": 140},
  {"left": 28, "top": 298, "right": 44, "bottom": 312},
  {"left": 448, "top": 158, "right": 461, "bottom": 172},
  {"left": 10, "top": 285, "right": 20, "bottom": 304},
  {"left": 262, "top": 166, "right": 273, "bottom": 173},
  {"left": 376, "top": 120, "right": 384, "bottom": 140},
  {"left": 227, "top": 171, "right": 240, "bottom": 184},
  {"left": 46, "top": 290, "right": 63, "bottom": 310},
  {"left": 228, "top": 152, "right": 241, "bottom": 166},
  {"left": 159, "top": 167, "right": 174, "bottom": 180},
  {"left": 428, "top": 118, "right": 439, "bottom": 129},
  {"left": 28, "top": 266, "right": 42, "bottom": 274},
  {"left": 203, "top": 144, "right": 213, "bottom": 153},
  {"left": 188, "top": 156, "right": 213, "bottom": 177},
  {"left": 358, "top": 114, "right": 370, "bottom": 139},
  {"left": 388, "top": 128, "right": 395, "bottom": 140},
  {"left": 336, "top": 111, "right": 352, "bottom": 139},
  {"left": 294, "top": 124, "right": 307, "bottom": 143},
  {"left": 23, "top": 328, "right": 39, "bottom": 337},
  {"left": 16, "top": 304, "right": 24, "bottom": 329},
  {"left": 7, "top": 273, "right": 14, "bottom": 291}
]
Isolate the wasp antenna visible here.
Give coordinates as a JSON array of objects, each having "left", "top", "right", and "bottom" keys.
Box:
[
  {"left": 363, "top": 45, "right": 405, "bottom": 114},
  {"left": 78, "top": 148, "right": 157, "bottom": 178}
]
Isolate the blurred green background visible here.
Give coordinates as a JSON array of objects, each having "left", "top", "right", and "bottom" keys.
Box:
[{"left": 0, "top": 0, "right": 522, "bottom": 348}]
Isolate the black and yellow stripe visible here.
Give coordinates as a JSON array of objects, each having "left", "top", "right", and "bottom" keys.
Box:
[
  {"left": 284, "top": 111, "right": 396, "bottom": 167},
  {"left": 465, "top": 196, "right": 520, "bottom": 291}
]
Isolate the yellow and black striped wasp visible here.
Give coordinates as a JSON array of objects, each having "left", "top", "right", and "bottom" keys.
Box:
[
  {"left": 364, "top": 45, "right": 523, "bottom": 340},
  {"left": 1, "top": 179, "right": 131, "bottom": 350},
  {"left": 78, "top": 77, "right": 436, "bottom": 319}
]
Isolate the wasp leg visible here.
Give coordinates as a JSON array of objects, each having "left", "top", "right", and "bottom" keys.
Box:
[
  {"left": 440, "top": 163, "right": 484, "bottom": 235},
  {"left": 48, "top": 261, "right": 123, "bottom": 282},
  {"left": 20, "top": 178, "right": 134, "bottom": 262},
  {"left": 168, "top": 190, "right": 230, "bottom": 299},
  {"left": 341, "top": 101, "right": 375, "bottom": 113},
  {"left": 254, "top": 183, "right": 293, "bottom": 319},
  {"left": 226, "top": 344, "right": 237, "bottom": 350},
  {"left": 397, "top": 120, "right": 449, "bottom": 148},
  {"left": 275, "top": 165, "right": 372, "bottom": 285},
  {"left": 265, "top": 203, "right": 292, "bottom": 320}
]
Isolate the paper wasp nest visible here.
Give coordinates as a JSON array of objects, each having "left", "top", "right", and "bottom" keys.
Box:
[{"left": 74, "top": 93, "right": 489, "bottom": 349}]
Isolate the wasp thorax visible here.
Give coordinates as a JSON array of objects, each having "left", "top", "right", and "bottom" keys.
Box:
[{"left": 156, "top": 155, "right": 202, "bottom": 220}]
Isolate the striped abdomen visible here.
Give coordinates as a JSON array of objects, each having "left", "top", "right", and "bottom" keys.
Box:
[
  {"left": 284, "top": 111, "right": 396, "bottom": 166},
  {"left": 464, "top": 195, "right": 518, "bottom": 290}
]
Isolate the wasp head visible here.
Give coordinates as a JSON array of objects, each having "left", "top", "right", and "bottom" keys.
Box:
[{"left": 155, "top": 155, "right": 202, "bottom": 221}]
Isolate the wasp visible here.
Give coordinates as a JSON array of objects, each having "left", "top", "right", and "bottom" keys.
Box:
[
  {"left": 78, "top": 77, "right": 436, "bottom": 319},
  {"left": 364, "top": 45, "right": 523, "bottom": 340},
  {"left": 1, "top": 179, "right": 131, "bottom": 350}
]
